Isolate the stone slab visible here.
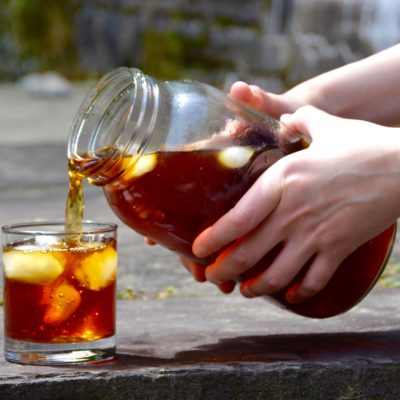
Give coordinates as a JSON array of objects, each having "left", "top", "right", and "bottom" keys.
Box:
[
  {"left": 1, "top": 289, "right": 400, "bottom": 399},
  {"left": 0, "top": 83, "right": 90, "bottom": 145}
]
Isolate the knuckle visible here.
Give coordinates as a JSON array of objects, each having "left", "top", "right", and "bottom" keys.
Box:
[
  {"left": 263, "top": 276, "right": 287, "bottom": 293},
  {"left": 317, "top": 231, "right": 344, "bottom": 256},
  {"left": 279, "top": 159, "right": 304, "bottom": 188},
  {"left": 240, "top": 283, "right": 257, "bottom": 298},
  {"left": 312, "top": 222, "right": 336, "bottom": 249},
  {"left": 204, "top": 265, "right": 219, "bottom": 283},
  {"left": 228, "top": 206, "right": 253, "bottom": 233},
  {"left": 230, "top": 247, "right": 253, "bottom": 271}
]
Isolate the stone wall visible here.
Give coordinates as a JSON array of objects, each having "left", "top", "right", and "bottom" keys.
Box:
[
  {"left": 2, "top": 0, "right": 400, "bottom": 90},
  {"left": 73, "top": 0, "right": 400, "bottom": 90},
  {"left": 73, "top": 0, "right": 268, "bottom": 84}
]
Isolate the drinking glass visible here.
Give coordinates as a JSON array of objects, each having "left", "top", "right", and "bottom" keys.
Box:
[{"left": 2, "top": 221, "right": 117, "bottom": 365}]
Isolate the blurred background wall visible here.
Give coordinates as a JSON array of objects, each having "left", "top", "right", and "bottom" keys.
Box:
[{"left": 1, "top": 0, "right": 400, "bottom": 91}]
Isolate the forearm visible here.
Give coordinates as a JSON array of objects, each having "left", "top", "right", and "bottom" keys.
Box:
[{"left": 285, "top": 44, "right": 400, "bottom": 126}]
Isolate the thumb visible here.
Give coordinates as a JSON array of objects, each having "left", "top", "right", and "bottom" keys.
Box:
[
  {"left": 230, "top": 82, "right": 291, "bottom": 118},
  {"left": 280, "top": 105, "right": 335, "bottom": 143}
]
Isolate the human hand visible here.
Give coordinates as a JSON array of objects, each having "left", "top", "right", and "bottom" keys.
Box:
[
  {"left": 179, "top": 256, "right": 236, "bottom": 294},
  {"left": 229, "top": 81, "right": 309, "bottom": 119},
  {"left": 177, "top": 81, "right": 308, "bottom": 293},
  {"left": 192, "top": 106, "right": 400, "bottom": 303}
]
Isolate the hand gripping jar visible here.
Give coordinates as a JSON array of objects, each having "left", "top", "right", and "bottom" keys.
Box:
[{"left": 67, "top": 67, "right": 396, "bottom": 318}]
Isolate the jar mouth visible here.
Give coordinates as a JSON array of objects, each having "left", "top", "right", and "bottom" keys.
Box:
[{"left": 67, "top": 67, "right": 159, "bottom": 183}]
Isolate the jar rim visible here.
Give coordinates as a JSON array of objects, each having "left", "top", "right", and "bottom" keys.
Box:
[
  {"left": 67, "top": 67, "right": 159, "bottom": 184},
  {"left": 68, "top": 67, "right": 137, "bottom": 160}
]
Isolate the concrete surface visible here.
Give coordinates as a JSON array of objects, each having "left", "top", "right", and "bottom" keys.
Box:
[
  {"left": 1, "top": 290, "right": 400, "bottom": 399},
  {"left": 1, "top": 83, "right": 400, "bottom": 399}
]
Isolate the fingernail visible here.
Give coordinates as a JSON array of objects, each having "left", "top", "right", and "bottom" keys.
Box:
[
  {"left": 286, "top": 291, "right": 300, "bottom": 304},
  {"left": 241, "top": 284, "right": 256, "bottom": 298},
  {"left": 194, "top": 248, "right": 206, "bottom": 259},
  {"left": 219, "top": 281, "right": 236, "bottom": 294},
  {"left": 194, "top": 270, "right": 207, "bottom": 283},
  {"left": 204, "top": 267, "right": 222, "bottom": 286},
  {"left": 193, "top": 242, "right": 207, "bottom": 258}
]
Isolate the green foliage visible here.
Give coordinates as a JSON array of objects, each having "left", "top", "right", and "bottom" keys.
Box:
[
  {"left": 9, "top": 0, "right": 82, "bottom": 78},
  {"left": 0, "top": 1, "right": 20, "bottom": 79},
  {"left": 0, "top": 1, "right": 11, "bottom": 35},
  {"left": 0, "top": 1, "right": 278, "bottom": 83},
  {"left": 380, "top": 261, "right": 400, "bottom": 288},
  {"left": 140, "top": 30, "right": 187, "bottom": 80},
  {"left": 117, "top": 286, "right": 177, "bottom": 301},
  {"left": 139, "top": 25, "right": 213, "bottom": 80},
  {"left": 213, "top": 15, "right": 237, "bottom": 28},
  {"left": 156, "top": 286, "right": 176, "bottom": 300},
  {"left": 117, "top": 287, "right": 140, "bottom": 301}
]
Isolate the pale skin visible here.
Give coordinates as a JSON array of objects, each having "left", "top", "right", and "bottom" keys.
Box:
[{"left": 179, "top": 43, "right": 400, "bottom": 302}]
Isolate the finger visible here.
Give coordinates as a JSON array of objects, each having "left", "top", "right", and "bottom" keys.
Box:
[
  {"left": 229, "top": 82, "right": 270, "bottom": 111},
  {"left": 193, "top": 165, "right": 283, "bottom": 258},
  {"left": 285, "top": 254, "right": 339, "bottom": 303},
  {"left": 230, "top": 82, "right": 291, "bottom": 118},
  {"left": 280, "top": 105, "right": 337, "bottom": 143},
  {"left": 249, "top": 85, "right": 293, "bottom": 118},
  {"left": 239, "top": 241, "right": 316, "bottom": 298},
  {"left": 218, "top": 280, "right": 236, "bottom": 294},
  {"left": 144, "top": 237, "right": 157, "bottom": 246},
  {"left": 229, "top": 81, "right": 255, "bottom": 105},
  {"left": 179, "top": 256, "right": 206, "bottom": 282},
  {"left": 204, "top": 220, "right": 284, "bottom": 285}
]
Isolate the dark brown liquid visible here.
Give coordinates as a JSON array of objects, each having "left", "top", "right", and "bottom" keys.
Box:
[
  {"left": 101, "top": 149, "right": 395, "bottom": 318},
  {"left": 4, "top": 241, "right": 116, "bottom": 342},
  {"left": 104, "top": 148, "right": 277, "bottom": 264}
]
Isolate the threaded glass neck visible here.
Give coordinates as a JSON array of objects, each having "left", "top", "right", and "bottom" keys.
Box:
[{"left": 67, "top": 67, "right": 159, "bottom": 185}]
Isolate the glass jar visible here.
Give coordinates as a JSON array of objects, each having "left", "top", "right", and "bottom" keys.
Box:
[{"left": 68, "top": 67, "right": 396, "bottom": 318}]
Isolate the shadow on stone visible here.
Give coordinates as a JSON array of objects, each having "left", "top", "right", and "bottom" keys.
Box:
[{"left": 101, "top": 329, "right": 400, "bottom": 369}]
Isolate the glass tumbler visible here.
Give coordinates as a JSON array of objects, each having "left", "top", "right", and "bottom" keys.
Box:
[{"left": 2, "top": 221, "right": 117, "bottom": 365}]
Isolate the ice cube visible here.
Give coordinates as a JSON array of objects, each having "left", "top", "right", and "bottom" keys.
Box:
[
  {"left": 35, "top": 235, "right": 63, "bottom": 247},
  {"left": 43, "top": 282, "right": 81, "bottom": 324},
  {"left": 122, "top": 153, "right": 157, "bottom": 181},
  {"left": 217, "top": 146, "right": 254, "bottom": 168},
  {"left": 75, "top": 246, "right": 117, "bottom": 291},
  {"left": 3, "top": 250, "right": 64, "bottom": 284}
]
